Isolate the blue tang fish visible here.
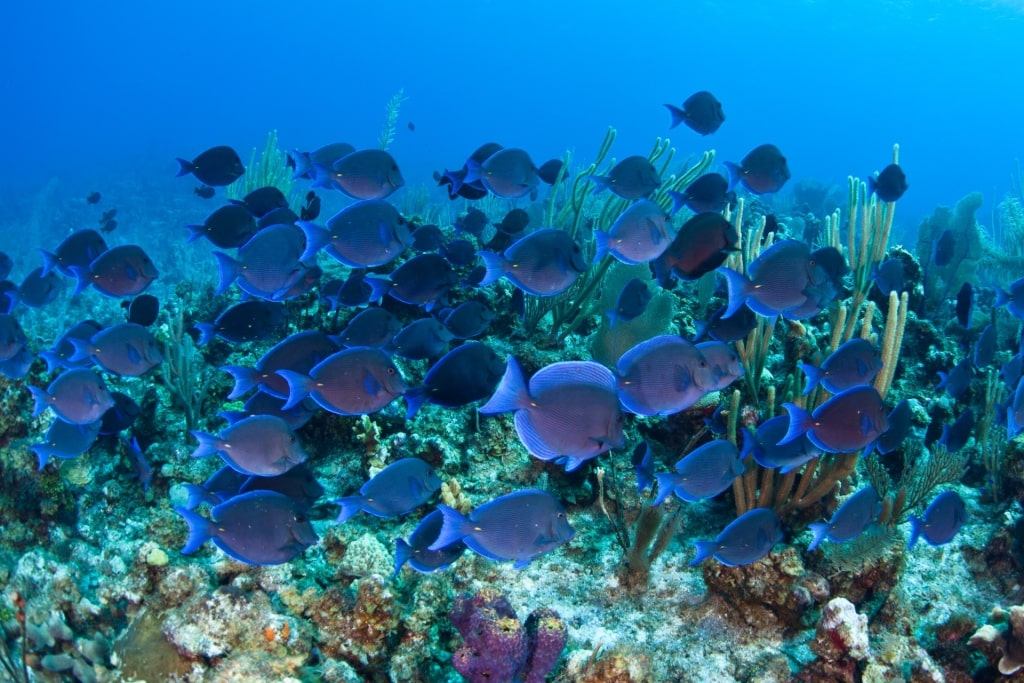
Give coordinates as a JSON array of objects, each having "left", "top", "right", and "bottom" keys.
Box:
[
  {"left": 974, "top": 324, "right": 996, "bottom": 368},
  {"left": 223, "top": 330, "right": 341, "bottom": 400},
  {"left": 336, "top": 458, "right": 442, "bottom": 523},
  {"left": 440, "top": 300, "right": 494, "bottom": 339},
  {"left": 875, "top": 399, "right": 912, "bottom": 455},
  {"left": 31, "top": 419, "right": 102, "bottom": 470},
  {"left": 278, "top": 347, "right": 407, "bottom": 416},
  {"left": 666, "top": 173, "right": 735, "bottom": 214},
  {"left": 175, "top": 490, "right": 318, "bottom": 566},
  {"left": 908, "top": 491, "right": 967, "bottom": 550},
  {"left": 593, "top": 200, "right": 673, "bottom": 265},
  {"left": 387, "top": 318, "right": 453, "bottom": 361},
  {"left": 69, "top": 322, "right": 163, "bottom": 377},
  {"left": 237, "top": 463, "right": 324, "bottom": 512},
  {"left": 288, "top": 142, "right": 355, "bottom": 180},
  {"left": 799, "top": 338, "right": 883, "bottom": 395},
  {"left": 313, "top": 148, "right": 404, "bottom": 200},
  {"left": 717, "top": 240, "right": 814, "bottom": 318},
  {"left": 606, "top": 278, "right": 651, "bottom": 328},
  {"left": 781, "top": 385, "right": 889, "bottom": 454},
  {"left": 477, "top": 229, "right": 587, "bottom": 297},
  {"left": 995, "top": 277, "right": 1024, "bottom": 319},
  {"left": 480, "top": 357, "right": 624, "bottom": 472},
  {"left": 749, "top": 416, "right": 822, "bottom": 473},
  {"left": 585, "top": 155, "right": 661, "bottom": 200},
  {"left": 184, "top": 204, "right": 258, "bottom": 249},
  {"left": 387, "top": 253, "right": 458, "bottom": 309},
  {"left": 723, "top": 144, "right": 790, "bottom": 194},
  {"left": 633, "top": 441, "right": 656, "bottom": 493},
  {"left": 691, "top": 507, "right": 783, "bottom": 567},
  {"left": 29, "top": 368, "right": 114, "bottom": 425},
  {"left": 404, "top": 342, "right": 505, "bottom": 419},
  {"left": 394, "top": 509, "right": 467, "bottom": 576},
  {"left": 40, "top": 228, "right": 108, "bottom": 278},
  {"left": 71, "top": 244, "right": 158, "bottom": 298},
  {"left": 430, "top": 489, "right": 575, "bottom": 569},
  {"left": 464, "top": 148, "right": 539, "bottom": 199},
  {"left": 652, "top": 439, "right": 747, "bottom": 505},
  {"left": 937, "top": 357, "right": 973, "bottom": 400},
  {"left": 807, "top": 486, "right": 881, "bottom": 551},
  {"left": 297, "top": 200, "right": 412, "bottom": 268},
  {"left": 1008, "top": 376, "right": 1024, "bottom": 439},
  {"left": 0, "top": 314, "right": 27, "bottom": 362},
  {"left": 195, "top": 300, "right": 285, "bottom": 346},
  {"left": 213, "top": 224, "right": 305, "bottom": 299},
  {"left": 336, "top": 308, "right": 402, "bottom": 348},
  {"left": 190, "top": 414, "right": 307, "bottom": 477},
  {"left": 873, "top": 258, "right": 904, "bottom": 297},
  {"left": 939, "top": 409, "right": 974, "bottom": 453},
  {"left": 693, "top": 305, "right": 758, "bottom": 343},
  {"left": 615, "top": 335, "right": 714, "bottom": 416}
]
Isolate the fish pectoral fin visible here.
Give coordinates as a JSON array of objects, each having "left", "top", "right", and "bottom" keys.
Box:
[
  {"left": 860, "top": 413, "right": 874, "bottom": 436},
  {"left": 647, "top": 218, "right": 664, "bottom": 245},
  {"left": 363, "top": 373, "right": 382, "bottom": 395},
  {"left": 126, "top": 343, "right": 142, "bottom": 366}
]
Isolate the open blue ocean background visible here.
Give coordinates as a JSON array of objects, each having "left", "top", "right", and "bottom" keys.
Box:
[{"left": 4, "top": 0, "right": 1022, "bottom": 236}]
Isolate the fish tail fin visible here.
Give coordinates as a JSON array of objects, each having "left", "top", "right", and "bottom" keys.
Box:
[
  {"left": 217, "top": 410, "right": 245, "bottom": 425},
  {"left": 723, "top": 161, "right": 742, "bottom": 192},
  {"left": 296, "top": 221, "right": 329, "bottom": 262},
  {"left": 221, "top": 365, "right": 258, "bottom": 400},
  {"left": 175, "top": 158, "right": 195, "bottom": 178},
  {"left": 212, "top": 251, "right": 241, "bottom": 297},
  {"left": 716, "top": 267, "right": 753, "bottom": 319},
  {"left": 663, "top": 103, "right": 686, "bottom": 129},
  {"left": 183, "top": 224, "right": 204, "bottom": 243},
  {"left": 478, "top": 356, "right": 530, "bottom": 414},
  {"left": 276, "top": 369, "right": 313, "bottom": 410},
  {"left": 666, "top": 190, "right": 686, "bottom": 216},
  {"left": 936, "top": 371, "right": 949, "bottom": 390},
  {"left": 30, "top": 444, "right": 55, "bottom": 471},
  {"left": 867, "top": 175, "right": 878, "bottom": 196},
  {"left": 39, "top": 249, "right": 59, "bottom": 277},
  {"left": 739, "top": 428, "right": 755, "bottom": 461},
  {"left": 462, "top": 159, "right": 482, "bottom": 186},
  {"left": 593, "top": 231, "right": 610, "bottom": 263},
  {"left": 365, "top": 277, "right": 390, "bottom": 304},
  {"left": 585, "top": 175, "right": 611, "bottom": 195},
  {"left": 69, "top": 266, "right": 92, "bottom": 296},
  {"left": 651, "top": 474, "right": 678, "bottom": 507},
  {"left": 174, "top": 506, "right": 213, "bottom": 554},
  {"left": 799, "top": 362, "right": 822, "bottom": 395},
  {"left": 476, "top": 251, "right": 506, "bottom": 288},
  {"left": 289, "top": 151, "right": 311, "bottom": 180},
  {"left": 428, "top": 504, "right": 473, "bottom": 550},
  {"left": 335, "top": 496, "right": 365, "bottom": 523},
  {"left": 907, "top": 515, "right": 923, "bottom": 550},
  {"left": 28, "top": 386, "right": 50, "bottom": 417},
  {"left": 181, "top": 483, "right": 218, "bottom": 510},
  {"left": 393, "top": 538, "right": 412, "bottom": 577},
  {"left": 193, "top": 322, "right": 217, "bottom": 348},
  {"left": 689, "top": 541, "right": 716, "bottom": 566},
  {"left": 806, "top": 522, "right": 830, "bottom": 551},
  {"left": 67, "top": 337, "right": 93, "bottom": 364},
  {"left": 38, "top": 350, "right": 63, "bottom": 374},
  {"left": 779, "top": 402, "right": 813, "bottom": 445},
  {"left": 188, "top": 430, "right": 220, "bottom": 460},
  {"left": 995, "top": 287, "right": 1010, "bottom": 308},
  {"left": 404, "top": 386, "right": 428, "bottom": 420}
]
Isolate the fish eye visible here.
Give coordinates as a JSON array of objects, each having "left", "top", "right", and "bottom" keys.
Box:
[
  {"left": 557, "top": 512, "right": 565, "bottom": 519},
  {"left": 387, "top": 367, "right": 396, "bottom": 375}
]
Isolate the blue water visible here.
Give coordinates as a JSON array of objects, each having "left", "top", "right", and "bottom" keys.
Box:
[{"left": 4, "top": 0, "right": 1022, "bottom": 234}]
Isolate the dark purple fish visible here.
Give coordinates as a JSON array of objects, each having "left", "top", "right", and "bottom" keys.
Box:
[
  {"left": 667, "top": 173, "right": 735, "bottom": 214},
  {"left": 956, "top": 282, "right": 973, "bottom": 328},
  {"left": 869, "top": 164, "right": 908, "bottom": 202},
  {"left": 394, "top": 509, "right": 466, "bottom": 575},
  {"left": 0, "top": 314, "right": 27, "bottom": 361},
  {"left": 72, "top": 244, "right": 158, "bottom": 298},
  {"left": 214, "top": 224, "right": 305, "bottom": 299},
  {"left": 181, "top": 465, "right": 250, "bottom": 510},
  {"left": 336, "top": 307, "right": 401, "bottom": 347},
  {"left": 939, "top": 408, "right": 974, "bottom": 453},
  {"left": 781, "top": 385, "right": 889, "bottom": 454},
  {"left": 218, "top": 391, "right": 318, "bottom": 431},
  {"left": 496, "top": 208, "right": 530, "bottom": 236},
  {"left": 478, "top": 229, "right": 587, "bottom": 297},
  {"left": 289, "top": 142, "right": 356, "bottom": 179},
  {"left": 693, "top": 304, "right": 756, "bottom": 343},
  {"left": 190, "top": 414, "right": 307, "bottom": 476},
  {"left": 1000, "top": 354, "right": 1023, "bottom": 391},
  {"left": 278, "top": 347, "right": 407, "bottom": 415},
  {"left": 175, "top": 145, "right": 245, "bottom": 187},
  {"left": 404, "top": 342, "right": 505, "bottom": 418},
  {"left": 750, "top": 416, "right": 821, "bottom": 473},
  {"left": 300, "top": 191, "right": 321, "bottom": 222},
  {"left": 258, "top": 207, "right": 300, "bottom": 229},
  {"left": 230, "top": 186, "right": 289, "bottom": 218},
  {"left": 724, "top": 144, "right": 790, "bottom": 194},
  {"left": 455, "top": 209, "right": 488, "bottom": 237},
  {"left": 799, "top": 338, "right": 883, "bottom": 395},
  {"left": 691, "top": 507, "right": 782, "bottom": 566},
  {"left": 586, "top": 155, "right": 661, "bottom": 200},
  {"left": 653, "top": 212, "right": 738, "bottom": 285},
  {"left": 98, "top": 391, "right": 141, "bottom": 435},
  {"left": 480, "top": 357, "right": 624, "bottom": 471},
  {"left": 388, "top": 318, "right": 453, "bottom": 360},
  {"left": 238, "top": 462, "right": 324, "bottom": 511},
  {"left": 664, "top": 91, "right": 725, "bottom": 135},
  {"left": 223, "top": 330, "right": 341, "bottom": 400},
  {"left": 933, "top": 229, "right": 955, "bottom": 267},
  {"left": 17, "top": 267, "right": 63, "bottom": 307},
  {"left": 718, "top": 239, "right": 814, "bottom": 317},
  {"left": 0, "top": 345, "right": 33, "bottom": 380},
  {"left": 124, "top": 436, "right": 153, "bottom": 491},
  {"left": 387, "top": 253, "right": 458, "bottom": 309},
  {"left": 265, "top": 263, "right": 322, "bottom": 301},
  {"left": 440, "top": 300, "right": 494, "bottom": 339},
  {"left": 176, "top": 490, "right": 317, "bottom": 565},
  {"left": 1009, "top": 377, "right": 1024, "bottom": 439},
  {"left": 298, "top": 200, "right": 412, "bottom": 268},
  {"left": 430, "top": 489, "right": 575, "bottom": 568},
  {"left": 123, "top": 294, "right": 159, "bottom": 327},
  {"left": 465, "top": 148, "right": 539, "bottom": 199},
  {"left": 40, "top": 229, "right": 108, "bottom": 277},
  {"left": 873, "top": 258, "right": 904, "bottom": 296},
  {"left": 436, "top": 143, "right": 502, "bottom": 200},
  {"left": 86, "top": 191, "right": 101, "bottom": 204},
  {"left": 323, "top": 270, "right": 389, "bottom": 310},
  {"left": 607, "top": 278, "right": 651, "bottom": 327},
  {"left": 537, "top": 159, "right": 565, "bottom": 185},
  {"left": 652, "top": 439, "right": 746, "bottom": 505},
  {"left": 442, "top": 239, "right": 478, "bottom": 268},
  {"left": 593, "top": 200, "right": 672, "bottom": 265},
  {"left": 0, "top": 281, "right": 15, "bottom": 315},
  {"left": 807, "top": 486, "right": 881, "bottom": 551},
  {"left": 336, "top": 457, "right": 442, "bottom": 522},
  {"left": 695, "top": 340, "right": 745, "bottom": 391},
  {"left": 184, "top": 204, "right": 258, "bottom": 248},
  {"left": 29, "top": 368, "right": 114, "bottom": 425},
  {"left": 31, "top": 418, "right": 101, "bottom": 470},
  {"left": 69, "top": 322, "right": 162, "bottom": 376},
  {"left": 633, "top": 441, "right": 656, "bottom": 493},
  {"left": 314, "top": 149, "right": 404, "bottom": 200},
  {"left": 875, "top": 399, "right": 911, "bottom": 455},
  {"left": 908, "top": 491, "right": 966, "bottom": 549},
  {"left": 194, "top": 185, "right": 215, "bottom": 199},
  {"left": 412, "top": 224, "right": 446, "bottom": 252},
  {"left": 615, "top": 335, "right": 714, "bottom": 416},
  {"left": 937, "top": 357, "right": 973, "bottom": 400},
  {"left": 995, "top": 277, "right": 1024, "bottom": 319},
  {"left": 195, "top": 300, "right": 285, "bottom": 346},
  {"left": 974, "top": 323, "right": 996, "bottom": 367}
]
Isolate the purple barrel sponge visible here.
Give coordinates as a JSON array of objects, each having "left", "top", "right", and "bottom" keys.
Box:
[{"left": 523, "top": 607, "right": 568, "bottom": 683}]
